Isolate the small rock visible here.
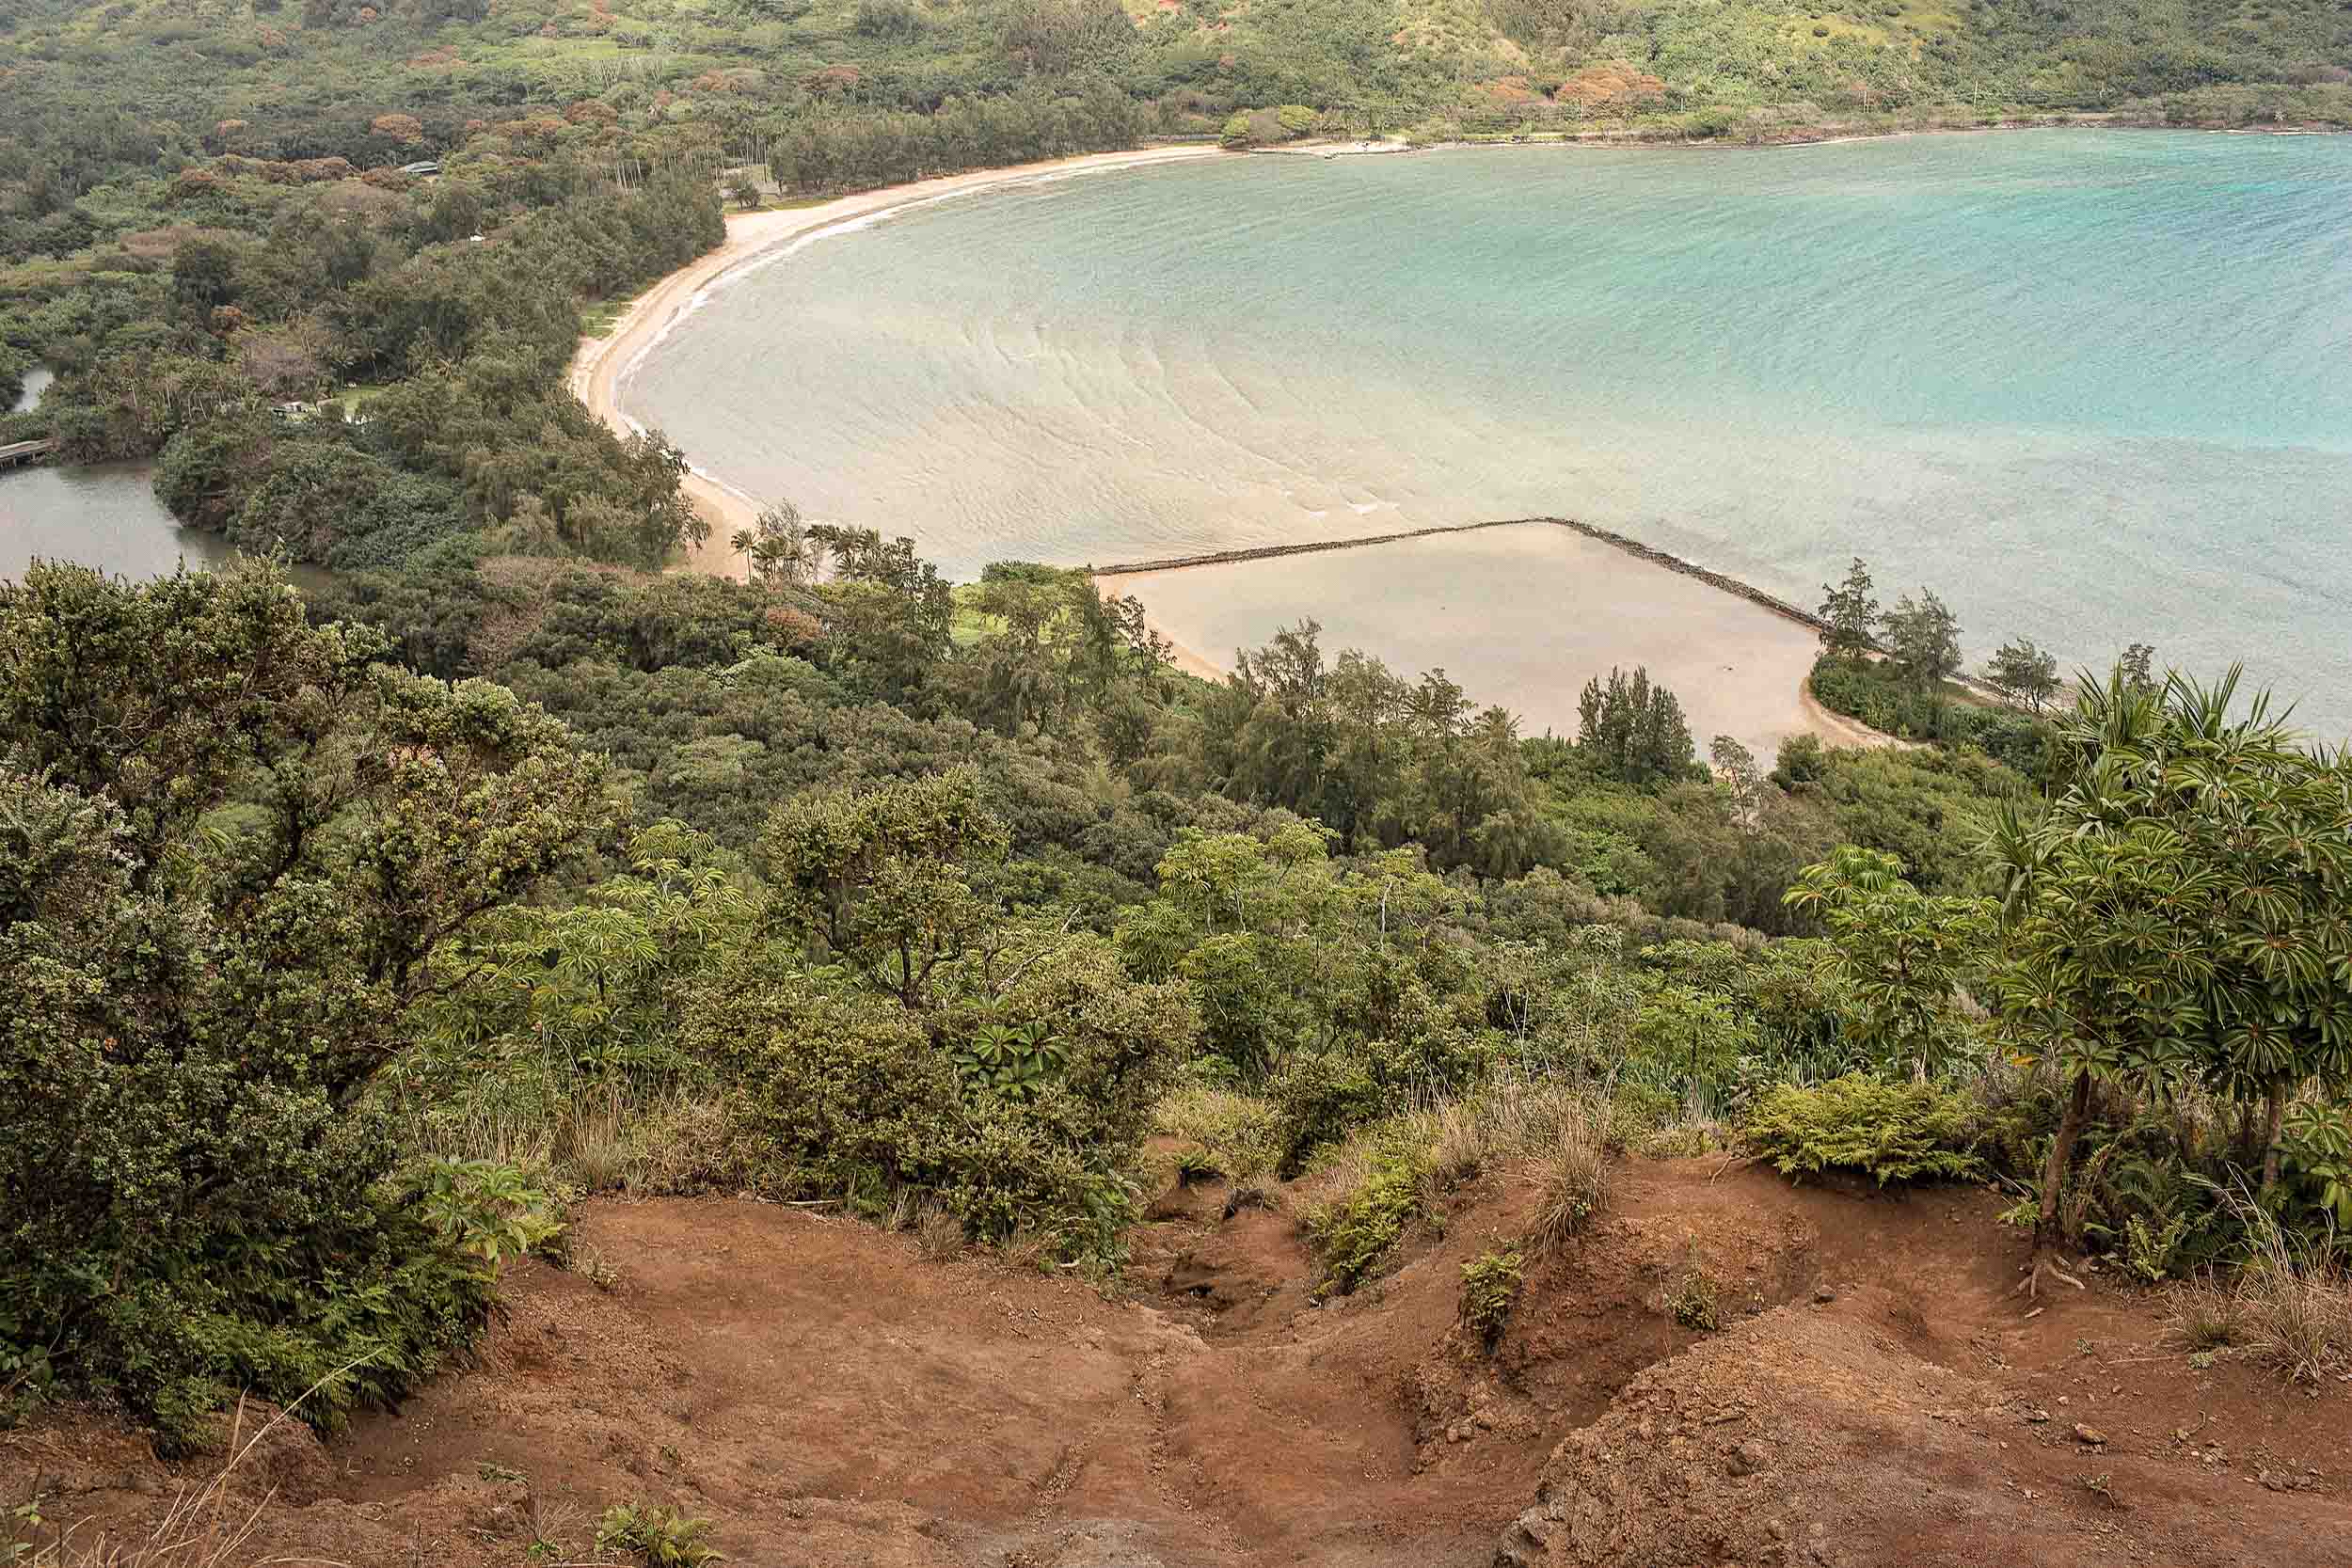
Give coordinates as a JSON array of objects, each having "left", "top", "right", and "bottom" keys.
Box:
[
  {"left": 1473, "top": 1410, "right": 1496, "bottom": 1431},
  {"left": 2026, "top": 1409, "right": 2052, "bottom": 1424},
  {"left": 1813, "top": 1286, "right": 1836, "bottom": 1304},
  {"left": 1727, "top": 1439, "right": 1772, "bottom": 1477},
  {"left": 1495, "top": 1503, "right": 1565, "bottom": 1568},
  {"left": 2074, "top": 1424, "right": 2108, "bottom": 1447}
]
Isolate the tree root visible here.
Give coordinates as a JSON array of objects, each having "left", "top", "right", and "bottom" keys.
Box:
[{"left": 2010, "top": 1252, "right": 2087, "bottom": 1301}]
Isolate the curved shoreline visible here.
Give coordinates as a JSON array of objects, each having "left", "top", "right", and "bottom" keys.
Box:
[
  {"left": 570, "top": 144, "right": 1223, "bottom": 578},
  {"left": 572, "top": 143, "right": 1918, "bottom": 746}
]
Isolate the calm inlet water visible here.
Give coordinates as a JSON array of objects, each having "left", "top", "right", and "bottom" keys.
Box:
[
  {"left": 628, "top": 131, "right": 2352, "bottom": 735},
  {"left": 3, "top": 369, "right": 234, "bottom": 581},
  {"left": 0, "top": 464, "right": 227, "bottom": 583}
]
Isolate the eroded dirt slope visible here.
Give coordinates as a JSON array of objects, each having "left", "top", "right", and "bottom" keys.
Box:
[{"left": 8, "top": 1161, "right": 2346, "bottom": 1567}]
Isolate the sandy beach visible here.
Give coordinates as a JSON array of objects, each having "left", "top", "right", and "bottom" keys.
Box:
[
  {"left": 570, "top": 144, "right": 1899, "bottom": 752},
  {"left": 569, "top": 144, "right": 1223, "bottom": 578}
]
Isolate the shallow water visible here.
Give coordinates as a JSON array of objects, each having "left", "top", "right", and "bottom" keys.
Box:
[
  {"left": 10, "top": 366, "right": 52, "bottom": 414},
  {"left": 628, "top": 131, "right": 2352, "bottom": 735},
  {"left": 1107, "top": 523, "right": 1829, "bottom": 759}
]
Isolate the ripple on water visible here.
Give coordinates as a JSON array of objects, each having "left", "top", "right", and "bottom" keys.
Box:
[{"left": 626, "top": 132, "right": 2352, "bottom": 736}]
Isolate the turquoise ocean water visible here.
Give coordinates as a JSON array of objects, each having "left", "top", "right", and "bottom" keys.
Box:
[{"left": 625, "top": 132, "right": 2352, "bottom": 735}]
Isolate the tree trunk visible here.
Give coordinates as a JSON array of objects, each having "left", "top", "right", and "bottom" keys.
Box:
[
  {"left": 2260, "top": 1080, "right": 2290, "bottom": 1195},
  {"left": 2237, "top": 1098, "right": 2265, "bottom": 1170},
  {"left": 2015, "top": 1069, "right": 2092, "bottom": 1300},
  {"left": 2035, "top": 1069, "right": 2092, "bottom": 1255}
]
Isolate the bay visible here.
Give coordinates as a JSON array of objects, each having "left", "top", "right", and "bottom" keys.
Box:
[{"left": 625, "top": 130, "right": 2352, "bottom": 735}]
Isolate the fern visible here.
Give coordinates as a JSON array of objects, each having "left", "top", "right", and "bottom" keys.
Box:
[
  {"left": 1458, "top": 1247, "right": 1523, "bottom": 1352},
  {"left": 1746, "top": 1075, "right": 1985, "bottom": 1186}
]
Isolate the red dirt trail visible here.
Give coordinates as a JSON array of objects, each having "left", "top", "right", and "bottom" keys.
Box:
[{"left": 7, "top": 1161, "right": 2346, "bottom": 1567}]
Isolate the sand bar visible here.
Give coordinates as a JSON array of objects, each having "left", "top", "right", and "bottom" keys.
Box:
[{"left": 1100, "top": 523, "right": 1863, "bottom": 763}]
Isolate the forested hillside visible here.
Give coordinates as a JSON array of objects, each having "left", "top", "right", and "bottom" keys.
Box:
[
  {"left": 6, "top": 526, "right": 2350, "bottom": 1453},
  {"left": 3, "top": 0, "right": 2350, "bottom": 1514},
  {"left": 8, "top": 0, "right": 2351, "bottom": 562}
]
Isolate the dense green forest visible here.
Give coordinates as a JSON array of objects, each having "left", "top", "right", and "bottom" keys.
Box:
[
  {"left": 5, "top": 528, "right": 2348, "bottom": 1440},
  {"left": 3, "top": 0, "right": 2350, "bottom": 1464}
]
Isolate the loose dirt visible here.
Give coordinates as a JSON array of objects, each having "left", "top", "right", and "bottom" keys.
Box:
[{"left": 8, "top": 1161, "right": 2345, "bottom": 1566}]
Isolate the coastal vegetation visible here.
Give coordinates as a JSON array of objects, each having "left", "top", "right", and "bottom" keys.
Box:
[
  {"left": 5, "top": 523, "right": 2347, "bottom": 1451},
  {"left": 8, "top": 0, "right": 2352, "bottom": 554},
  {"left": 2, "top": 0, "right": 2350, "bottom": 1537}
]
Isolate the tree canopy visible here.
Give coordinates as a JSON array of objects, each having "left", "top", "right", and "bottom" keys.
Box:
[{"left": 1991, "top": 667, "right": 2352, "bottom": 1290}]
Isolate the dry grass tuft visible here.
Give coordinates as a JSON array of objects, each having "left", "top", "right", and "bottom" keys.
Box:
[
  {"left": 1527, "top": 1099, "right": 1613, "bottom": 1252},
  {"left": 914, "top": 1201, "right": 966, "bottom": 1263},
  {"left": 1292, "top": 1073, "right": 1617, "bottom": 1238},
  {"left": 554, "top": 1095, "right": 632, "bottom": 1193},
  {"left": 2166, "top": 1187, "right": 2350, "bottom": 1384},
  {"left": 996, "top": 1227, "right": 1058, "bottom": 1275},
  {"left": 1390, "top": 1072, "right": 1615, "bottom": 1195},
  {"left": 12, "top": 1390, "right": 354, "bottom": 1567},
  {"left": 2163, "top": 1280, "right": 2243, "bottom": 1353}
]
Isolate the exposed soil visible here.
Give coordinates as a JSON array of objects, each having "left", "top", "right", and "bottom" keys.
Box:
[{"left": 8, "top": 1160, "right": 2347, "bottom": 1567}]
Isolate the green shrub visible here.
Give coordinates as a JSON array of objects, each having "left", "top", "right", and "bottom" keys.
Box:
[
  {"left": 1173, "top": 1148, "right": 1224, "bottom": 1185},
  {"left": 1459, "top": 1247, "right": 1524, "bottom": 1351},
  {"left": 1304, "top": 1134, "right": 1433, "bottom": 1298},
  {"left": 597, "top": 1501, "right": 724, "bottom": 1566},
  {"left": 1152, "top": 1086, "right": 1283, "bottom": 1180},
  {"left": 412, "top": 1159, "right": 564, "bottom": 1267},
  {"left": 1746, "top": 1074, "right": 1986, "bottom": 1185},
  {"left": 852, "top": 0, "right": 919, "bottom": 36},
  {"left": 694, "top": 934, "right": 1191, "bottom": 1260},
  {"left": 0, "top": 562, "right": 611, "bottom": 1445},
  {"left": 1806, "top": 655, "right": 2046, "bottom": 772},
  {"left": 1611, "top": 1080, "right": 1681, "bottom": 1135},
  {"left": 1667, "top": 1262, "right": 1722, "bottom": 1331},
  {"left": 1629, "top": 984, "right": 1756, "bottom": 1090},
  {"left": 1308, "top": 1160, "right": 1423, "bottom": 1297},
  {"left": 1266, "top": 1047, "right": 1386, "bottom": 1175}
]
